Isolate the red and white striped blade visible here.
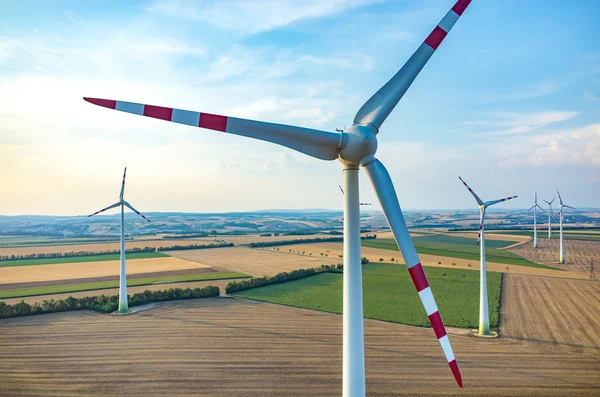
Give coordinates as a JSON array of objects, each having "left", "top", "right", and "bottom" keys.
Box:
[
  {"left": 353, "top": 0, "right": 472, "bottom": 131},
  {"left": 83, "top": 98, "right": 341, "bottom": 161},
  {"left": 119, "top": 167, "right": 127, "bottom": 200},
  {"left": 123, "top": 201, "right": 151, "bottom": 223},
  {"left": 485, "top": 195, "right": 517, "bottom": 206},
  {"left": 458, "top": 176, "right": 484, "bottom": 206},
  {"left": 476, "top": 219, "right": 482, "bottom": 245},
  {"left": 88, "top": 202, "right": 120, "bottom": 217},
  {"left": 364, "top": 158, "right": 462, "bottom": 388}
]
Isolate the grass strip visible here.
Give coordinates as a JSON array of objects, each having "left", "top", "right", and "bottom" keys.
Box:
[{"left": 0, "top": 251, "right": 167, "bottom": 267}]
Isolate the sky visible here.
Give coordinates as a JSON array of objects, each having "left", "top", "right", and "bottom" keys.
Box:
[{"left": 1, "top": 0, "right": 599, "bottom": 216}]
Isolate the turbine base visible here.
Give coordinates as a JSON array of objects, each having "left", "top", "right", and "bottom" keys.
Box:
[{"left": 470, "top": 330, "right": 498, "bottom": 338}]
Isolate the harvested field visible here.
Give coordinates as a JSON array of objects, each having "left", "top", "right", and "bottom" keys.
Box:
[
  {"left": 0, "top": 257, "right": 209, "bottom": 285},
  {"left": 0, "top": 234, "right": 344, "bottom": 257},
  {"left": 0, "top": 279, "right": 234, "bottom": 305},
  {"left": 508, "top": 238, "right": 600, "bottom": 276},
  {"left": 274, "top": 243, "right": 585, "bottom": 279},
  {"left": 167, "top": 246, "right": 339, "bottom": 277},
  {"left": 1, "top": 298, "right": 599, "bottom": 396},
  {"left": 501, "top": 273, "right": 600, "bottom": 357}
]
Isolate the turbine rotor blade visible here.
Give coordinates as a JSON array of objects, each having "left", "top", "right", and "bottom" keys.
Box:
[
  {"left": 557, "top": 189, "right": 563, "bottom": 206},
  {"left": 83, "top": 98, "right": 341, "bottom": 161},
  {"left": 363, "top": 158, "right": 462, "bottom": 388},
  {"left": 123, "top": 201, "right": 151, "bottom": 223},
  {"left": 353, "top": 0, "right": 472, "bottom": 131},
  {"left": 485, "top": 195, "right": 518, "bottom": 206},
  {"left": 476, "top": 216, "right": 483, "bottom": 246},
  {"left": 88, "top": 202, "right": 121, "bottom": 217},
  {"left": 527, "top": 205, "right": 535, "bottom": 211},
  {"left": 119, "top": 167, "right": 127, "bottom": 200},
  {"left": 339, "top": 185, "right": 345, "bottom": 195},
  {"left": 458, "top": 176, "right": 484, "bottom": 206}
]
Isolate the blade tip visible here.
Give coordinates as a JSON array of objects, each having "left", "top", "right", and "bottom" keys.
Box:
[
  {"left": 83, "top": 97, "right": 117, "bottom": 109},
  {"left": 449, "top": 360, "right": 463, "bottom": 388}
]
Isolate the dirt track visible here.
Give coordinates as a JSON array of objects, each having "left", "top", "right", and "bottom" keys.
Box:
[
  {"left": 500, "top": 273, "right": 600, "bottom": 357},
  {"left": 0, "top": 298, "right": 598, "bottom": 396},
  {"left": 508, "top": 238, "right": 600, "bottom": 276}
]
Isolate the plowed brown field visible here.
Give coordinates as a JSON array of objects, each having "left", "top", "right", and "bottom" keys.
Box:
[
  {"left": 1, "top": 298, "right": 598, "bottom": 396},
  {"left": 500, "top": 273, "right": 600, "bottom": 357},
  {"left": 167, "top": 246, "right": 340, "bottom": 276},
  {"left": 508, "top": 238, "right": 600, "bottom": 276}
]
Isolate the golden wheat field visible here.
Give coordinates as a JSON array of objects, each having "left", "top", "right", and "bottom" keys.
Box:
[
  {"left": 508, "top": 239, "right": 600, "bottom": 276},
  {"left": 0, "top": 257, "right": 209, "bottom": 285},
  {"left": 270, "top": 242, "right": 584, "bottom": 279},
  {"left": 500, "top": 273, "right": 600, "bottom": 357},
  {"left": 0, "top": 298, "right": 598, "bottom": 396},
  {"left": 167, "top": 246, "right": 340, "bottom": 276}
]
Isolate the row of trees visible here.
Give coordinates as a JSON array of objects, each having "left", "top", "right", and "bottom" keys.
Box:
[
  {"left": 225, "top": 264, "right": 343, "bottom": 294},
  {"left": 161, "top": 233, "right": 209, "bottom": 239},
  {"left": 247, "top": 234, "right": 377, "bottom": 249},
  {"left": 156, "top": 242, "right": 233, "bottom": 251},
  {"left": 0, "top": 246, "right": 155, "bottom": 262},
  {"left": 1, "top": 242, "right": 236, "bottom": 262},
  {"left": 0, "top": 286, "right": 220, "bottom": 319}
]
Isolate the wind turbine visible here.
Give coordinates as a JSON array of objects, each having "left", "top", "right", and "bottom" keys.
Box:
[
  {"left": 88, "top": 167, "right": 151, "bottom": 313},
  {"left": 83, "top": 0, "right": 473, "bottom": 392},
  {"left": 458, "top": 176, "right": 516, "bottom": 336},
  {"left": 556, "top": 189, "right": 575, "bottom": 264},
  {"left": 528, "top": 192, "right": 543, "bottom": 248},
  {"left": 543, "top": 197, "right": 555, "bottom": 239}
]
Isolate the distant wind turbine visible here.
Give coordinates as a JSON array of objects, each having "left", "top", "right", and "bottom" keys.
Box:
[
  {"left": 543, "top": 197, "right": 555, "bottom": 239},
  {"left": 339, "top": 185, "right": 371, "bottom": 206},
  {"left": 458, "top": 176, "right": 517, "bottom": 336},
  {"left": 527, "top": 192, "right": 543, "bottom": 248},
  {"left": 83, "top": 0, "right": 474, "bottom": 392},
  {"left": 556, "top": 189, "right": 575, "bottom": 264},
  {"left": 88, "top": 167, "right": 151, "bottom": 313}
]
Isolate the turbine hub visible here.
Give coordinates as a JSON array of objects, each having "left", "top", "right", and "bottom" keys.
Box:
[{"left": 338, "top": 125, "right": 378, "bottom": 165}]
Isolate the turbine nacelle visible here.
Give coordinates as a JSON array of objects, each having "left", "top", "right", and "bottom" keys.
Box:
[{"left": 338, "top": 125, "right": 378, "bottom": 166}]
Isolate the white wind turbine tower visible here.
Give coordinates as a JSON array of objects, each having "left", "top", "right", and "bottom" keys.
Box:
[
  {"left": 88, "top": 167, "right": 151, "bottom": 313},
  {"left": 84, "top": 0, "right": 473, "bottom": 392},
  {"left": 528, "top": 192, "right": 543, "bottom": 248},
  {"left": 458, "top": 176, "right": 516, "bottom": 336},
  {"left": 543, "top": 197, "right": 555, "bottom": 239},
  {"left": 557, "top": 189, "right": 575, "bottom": 264}
]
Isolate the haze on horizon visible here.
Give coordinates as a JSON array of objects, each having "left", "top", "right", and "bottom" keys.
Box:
[{"left": 1, "top": 0, "right": 599, "bottom": 216}]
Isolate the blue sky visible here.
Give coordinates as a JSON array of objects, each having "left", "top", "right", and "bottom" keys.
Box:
[{"left": 0, "top": 0, "right": 598, "bottom": 215}]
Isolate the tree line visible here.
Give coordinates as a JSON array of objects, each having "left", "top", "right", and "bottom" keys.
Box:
[
  {"left": 0, "top": 286, "right": 220, "bottom": 319},
  {"left": 0, "top": 242, "right": 234, "bottom": 262},
  {"left": 247, "top": 234, "right": 377, "bottom": 248}
]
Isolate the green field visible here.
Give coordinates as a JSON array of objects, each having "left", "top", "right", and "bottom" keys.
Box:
[
  {"left": 0, "top": 236, "right": 126, "bottom": 248},
  {"left": 234, "top": 263, "right": 501, "bottom": 330},
  {"left": 362, "top": 235, "right": 555, "bottom": 269},
  {"left": 0, "top": 251, "right": 167, "bottom": 267},
  {"left": 0, "top": 271, "right": 249, "bottom": 299}
]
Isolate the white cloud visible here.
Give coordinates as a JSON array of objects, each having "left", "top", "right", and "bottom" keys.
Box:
[
  {"left": 465, "top": 111, "right": 579, "bottom": 136},
  {"left": 147, "top": 0, "right": 383, "bottom": 34}
]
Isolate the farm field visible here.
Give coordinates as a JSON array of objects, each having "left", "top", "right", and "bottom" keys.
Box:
[
  {"left": 0, "top": 257, "right": 210, "bottom": 285},
  {"left": 0, "top": 271, "right": 246, "bottom": 300},
  {"left": 363, "top": 236, "right": 550, "bottom": 269},
  {"left": 0, "top": 279, "right": 234, "bottom": 305},
  {"left": 0, "top": 298, "right": 598, "bottom": 396},
  {"left": 508, "top": 239, "right": 600, "bottom": 276},
  {"left": 273, "top": 242, "right": 583, "bottom": 279},
  {"left": 167, "top": 246, "right": 340, "bottom": 276},
  {"left": 501, "top": 273, "right": 600, "bottom": 357},
  {"left": 0, "top": 251, "right": 166, "bottom": 267},
  {"left": 445, "top": 231, "right": 530, "bottom": 243},
  {"left": 234, "top": 264, "right": 502, "bottom": 330},
  {"left": 0, "top": 233, "right": 338, "bottom": 257}
]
